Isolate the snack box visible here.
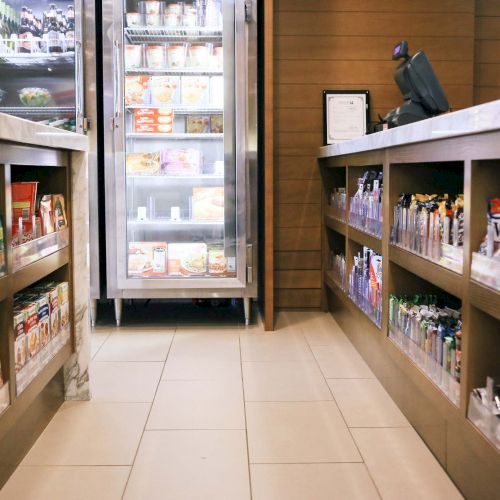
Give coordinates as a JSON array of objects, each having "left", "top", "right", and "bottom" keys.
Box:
[
  {"left": 39, "top": 194, "right": 55, "bottom": 235},
  {"left": 128, "top": 242, "right": 168, "bottom": 277},
  {"left": 210, "top": 114, "right": 223, "bottom": 134},
  {"left": 186, "top": 115, "right": 210, "bottom": 134},
  {"left": 150, "top": 76, "right": 180, "bottom": 106},
  {"left": 167, "top": 242, "right": 207, "bottom": 276},
  {"left": 52, "top": 194, "right": 68, "bottom": 231},
  {"left": 35, "top": 284, "right": 60, "bottom": 338},
  {"left": 58, "top": 282, "right": 70, "bottom": 330},
  {"left": 12, "top": 181, "right": 38, "bottom": 222},
  {"left": 125, "top": 76, "right": 150, "bottom": 105},
  {"left": 135, "top": 123, "right": 173, "bottom": 134},
  {"left": 126, "top": 152, "right": 161, "bottom": 175},
  {"left": 181, "top": 76, "right": 209, "bottom": 106},
  {"left": 160, "top": 148, "right": 202, "bottom": 176},
  {"left": 191, "top": 187, "right": 224, "bottom": 221},
  {"left": 24, "top": 293, "right": 50, "bottom": 350},
  {"left": 11, "top": 217, "right": 42, "bottom": 246},
  {"left": 21, "top": 301, "right": 40, "bottom": 359},
  {"left": 13, "top": 308, "right": 27, "bottom": 373},
  {"left": 134, "top": 107, "right": 173, "bottom": 128}
]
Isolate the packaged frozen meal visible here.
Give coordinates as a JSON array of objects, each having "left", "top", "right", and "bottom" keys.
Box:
[
  {"left": 181, "top": 76, "right": 209, "bottom": 106},
  {"left": 125, "top": 44, "right": 143, "bottom": 69},
  {"left": 208, "top": 243, "right": 228, "bottom": 276},
  {"left": 13, "top": 308, "right": 27, "bottom": 373},
  {"left": 151, "top": 76, "right": 180, "bottom": 106},
  {"left": 210, "top": 114, "right": 223, "bottom": 133},
  {"left": 125, "top": 76, "right": 150, "bottom": 105},
  {"left": 167, "top": 243, "right": 207, "bottom": 276},
  {"left": 146, "top": 45, "right": 166, "bottom": 69},
  {"left": 134, "top": 107, "right": 173, "bottom": 128},
  {"left": 160, "top": 148, "right": 202, "bottom": 175},
  {"left": 126, "top": 152, "right": 160, "bottom": 175},
  {"left": 192, "top": 187, "right": 224, "bottom": 221},
  {"left": 186, "top": 115, "right": 210, "bottom": 134},
  {"left": 188, "top": 43, "right": 212, "bottom": 68},
  {"left": 166, "top": 44, "right": 187, "bottom": 68},
  {"left": 128, "top": 242, "right": 168, "bottom": 277}
]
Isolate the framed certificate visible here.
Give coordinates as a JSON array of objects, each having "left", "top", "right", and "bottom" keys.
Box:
[{"left": 323, "top": 90, "right": 370, "bottom": 145}]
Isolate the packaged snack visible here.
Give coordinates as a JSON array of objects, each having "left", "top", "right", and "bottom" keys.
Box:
[
  {"left": 207, "top": 243, "right": 228, "bottom": 276},
  {"left": 192, "top": 187, "right": 224, "bottom": 221},
  {"left": 181, "top": 76, "right": 209, "bottom": 106},
  {"left": 209, "top": 76, "right": 223, "bottom": 107},
  {"left": 22, "top": 302, "right": 40, "bottom": 359},
  {"left": 58, "top": 282, "right": 70, "bottom": 330},
  {"left": 166, "top": 44, "right": 187, "bottom": 68},
  {"left": 125, "top": 44, "right": 143, "bottom": 69},
  {"left": 11, "top": 217, "right": 41, "bottom": 246},
  {"left": 13, "top": 309, "right": 27, "bottom": 372},
  {"left": 134, "top": 107, "right": 173, "bottom": 128},
  {"left": 210, "top": 114, "right": 223, "bottom": 133},
  {"left": 146, "top": 45, "right": 166, "bottom": 68},
  {"left": 188, "top": 43, "right": 212, "bottom": 68},
  {"left": 39, "top": 195, "right": 55, "bottom": 235},
  {"left": 186, "top": 115, "right": 210, "bottom": 134},
  {"left": 46, "top": 285, "right": 60, "bottom": 338},
  {"left": 125, "top": 76, "right": 150, "bottom": 105},
  {"left": 128, "top": 242, "right": 168, "bottom": 277},
  {"left": 12, "top": 182, "right": 38, "bottom": 222},
  {"left": 126, "top": 12, "right": 142, "bottom": 27},
  {"left": 150, "top": 76, "right": 180, "bottom": 106},
  {"left": 167, "top": 242, "right": 207, "bottom": 276},
  {"left": 160, "top": 148, "right": 203, "bottom": 175},
  {"left": 126, "top": 152, "right": 161, "bottom": 175},
  {"left": 35, "top": 293, "right": 51, "bottom": 349},
  {"left": 52, "top": 194, "right": 68, "bottom": 231}
]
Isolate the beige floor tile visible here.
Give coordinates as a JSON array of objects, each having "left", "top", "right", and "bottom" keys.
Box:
[
  {"left": 147, "top": 379, "right": 245, "bottom": 430},
  {"left": 91, "top": 331, "right": 110, "bottom": 358},
  {"left": 328, "top": 379, "right": 410, "bottom": 428},
  {"left": 22, "top": 401, "right": 150, "bottom": 466},
  {"left": 167, "top": 332, "right": 240, "bottom": 363},
  {"left": 240, "top": 331, "right": 314, "bottom": 362},
  {"left": 94, "top": 332, "right": 173, "bottom": 362},
  {"left": 352, "top": 427, "right": 464, "bottom": 500},
  {"left": 0, "top": 466, "right": 130, "bottom": 500},
  {"left": 163, "top": 358, "right": 242, "bottom": 381},
  {"left": 298, "top": 312, "right": 351, "bottom": 347},
  {"left": 123, "top": 430, "right": 251, "bottom": 500},
  {"left": 250, "top": 463, "right": 380, "bottom": 500},
  {"left": 312, "top": 344, "right": 375, "bottom": 379},
  {"left": 274, "top": 311, "right": 308, "bottom": 332},
  {"left": 243, "top": 361, "right": 332, "bottom": 401},
  {"left": 90, "top": 361, "right": 163, "bottom": 402},
  {"left": 246, "top": 401, "right": 362, "bottom": 463}
]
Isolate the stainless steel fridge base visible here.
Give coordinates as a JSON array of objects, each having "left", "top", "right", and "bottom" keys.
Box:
[
  {"left": 90, "top": 299, "right": 97, "bottom": 328},
  {"left": 243, "top": 297, "right": 252, "bottom": 326},
  {"left": 114, "top": 298, "right": 123, "bottom": 327}
]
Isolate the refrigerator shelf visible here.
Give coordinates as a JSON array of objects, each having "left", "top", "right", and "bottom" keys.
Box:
[
  {"left": 0, "top": 53, "right": 75, "bottom": 69},
  {"left": 129, "top": 219, "right": 224, "bottom": 226},
  {"left": 126, "top": 68, "right": 223, "bottom": 76},
  {"left": 126, "top": 105, "right": 223, "bottom": 115},
  {"left": 0, "top": 107, "right": 76, "bottom": 117},
  {"left": 127, "top": 174, "right": 224, "bottom": 181},
  {"left": 125, "top": 26, "right": 223, "bottom": 44},
  {"left": 126, "top": 133, "right": 223, "bottom": 140}
]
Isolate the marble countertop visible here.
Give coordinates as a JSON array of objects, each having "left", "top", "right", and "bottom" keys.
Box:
[
  {"left": 319, "top": 99, "right": 500, "bottom": 158},
  {"left": 0, "top": 112, "right": 88, "bottom": 151}
]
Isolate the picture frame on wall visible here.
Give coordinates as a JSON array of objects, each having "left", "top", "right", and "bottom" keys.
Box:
[{"left": 323, "top": 90, "right": 370, "bottom": 145}]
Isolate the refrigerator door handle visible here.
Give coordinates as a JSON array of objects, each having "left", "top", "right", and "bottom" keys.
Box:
[
  {"left": 113, "top": 40, "right": 122, "bottom": 128},
  {"left": 75, "top": 40, "right": 84, "bottom": 132}
]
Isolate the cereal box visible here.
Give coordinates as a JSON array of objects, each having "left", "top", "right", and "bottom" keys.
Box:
[
  {"left": 13, "top": 308, "right": 27, "bottom": 373},
  {"left": 58, "top": 282, "right": 70, "bottom": 331},
  {"left": 22, "top": 302, "right": 40, "bottom": 359}
]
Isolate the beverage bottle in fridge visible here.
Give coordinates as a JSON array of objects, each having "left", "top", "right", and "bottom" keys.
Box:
[
  {"left": 56, "top": 9, "right": 65, "bottom": 50},
  {"left": 65, "top": 5, "right": 74, "bottom": 51},
  {"left": 18, "top": 5, "right": 31, "bottom": 53},
  {"left": 47, "top": 4, "right": 61, "bottom": 53}
]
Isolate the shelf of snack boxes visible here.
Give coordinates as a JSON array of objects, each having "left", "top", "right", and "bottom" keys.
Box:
[
  {"left": 126, "top": 105, "right": 223, "bottom": 115},
  {"left": 468, "top": 383, "right": 500, "bottom": 452},
  {"left": 125, "top": 26, "right": 222, "bottom": 44},
  {"left": 126, "top": 67, "right": 223, "bottom": 76},
  {"left": 0, "top": 107, "right": 75, "bottom": 118},
  {"left": 126, "top": 133, "right": 223, "bottom": 140},
  {"left": 388, "top": 323, "right": 460, "bottom": 406}
]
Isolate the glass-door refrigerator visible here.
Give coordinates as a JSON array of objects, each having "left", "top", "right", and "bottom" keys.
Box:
[
  {"left": 0, "top": 0, "right": 83, "bottom": 132},
  {"left": 102, "top": 0, "right": 258, "bottom": 325}
]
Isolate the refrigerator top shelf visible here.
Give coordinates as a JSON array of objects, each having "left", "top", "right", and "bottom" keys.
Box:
[
  {"left": 0, "top": 107, "right": 76, "bottom": 117},
  {"left": 0, "top": 52, "right": 75, "bottom": 69},
  {"left": 126, "top": 105, "right": 223, "bottom": 115},
  {"left": 127, "top": 174, "right": 224, "bottom": 181},
  {"left": 125, "top": 26, "right": 223, "bottom": 44},
  {"left": 126, "top": 133, "right": 223, "bottom": 140},
  {"left": 129, "top": 219, "right": 224, "bottom": 226},
  {"left": 126, "top": 68, "right": 223, "bottom": 76}
]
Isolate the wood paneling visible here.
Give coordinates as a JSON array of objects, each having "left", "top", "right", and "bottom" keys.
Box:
[
  {"left": 273, "top": 0, "right": 475, "bottom": 309},
  {"left": 275, "top": 270, "right": 322, "bottom": 289},
  {"left": 474, "top": 0, "right": 500, "bottom": 104}
]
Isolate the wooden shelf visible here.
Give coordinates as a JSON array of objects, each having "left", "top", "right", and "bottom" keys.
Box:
[
  {"left": 324, "top": 214, "right": 346, "bottom": 236},
  {"left": 469, "top": 280, "right": 500, "bottom": 321},
  {"left": 348, "top": 225, "right": 382, "bottom": 253},
  {"left": 0, "top": 275, "right": 8, "bottom": 302},
  {"left": 0, "top": 341, "right": 71, "bottom": 443},
  {"left": 12, "top": 247, "right": 70, "bottom": 294},
  {"left": 389, "top": 245, "right": 463, "bottom": 298}
]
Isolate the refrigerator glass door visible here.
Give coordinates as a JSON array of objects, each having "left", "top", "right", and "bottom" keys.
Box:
[
  {"left": 0, "top": 0, "right": 81, "bottom": 132},
  {"left": 116, "top": 0, "right": 244, "bottom": 290}
]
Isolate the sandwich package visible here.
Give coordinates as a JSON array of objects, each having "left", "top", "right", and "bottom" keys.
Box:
[
  {"left": 160, "top": 148, "right": 202, "bottom": 175},
  {"left": 191, "top": 187, "right": 224, "bottom": 221},
  {"left": 128, "top": 242, "right": 168, "bottom": 277},
  {"left": 167, "top": 242, "right": 207, "bottom": 276},
  {"left": 126, "top": 152, "right": 160, "bottom": 175}
]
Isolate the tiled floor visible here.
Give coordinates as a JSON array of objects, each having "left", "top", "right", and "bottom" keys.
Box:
[{"left": 0, "top": 311, "right": 465, "bottom": 500}]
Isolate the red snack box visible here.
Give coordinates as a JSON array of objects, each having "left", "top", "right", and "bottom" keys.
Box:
[{"left": 12, "top": 182, "right": 38, "bottom": 222}]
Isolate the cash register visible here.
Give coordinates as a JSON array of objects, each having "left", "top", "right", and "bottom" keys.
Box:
[{"left": 381, "top": 41, "right": 449, "bottom": 128}]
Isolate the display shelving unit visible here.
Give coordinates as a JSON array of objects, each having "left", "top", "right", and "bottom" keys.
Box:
[
  {"left": 0, "top": 142, "right": 76, "bottom": 484},
  {"left": 320, "top": 127, "right": 500, "bottom": 500}
]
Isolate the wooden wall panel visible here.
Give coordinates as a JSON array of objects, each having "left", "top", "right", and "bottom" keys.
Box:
[
  {"left": 273, "top": 0, "right": 475, "bottom": 309},
  {"left": 474, "top": 1, "right": 500, "bottom": 104}
]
